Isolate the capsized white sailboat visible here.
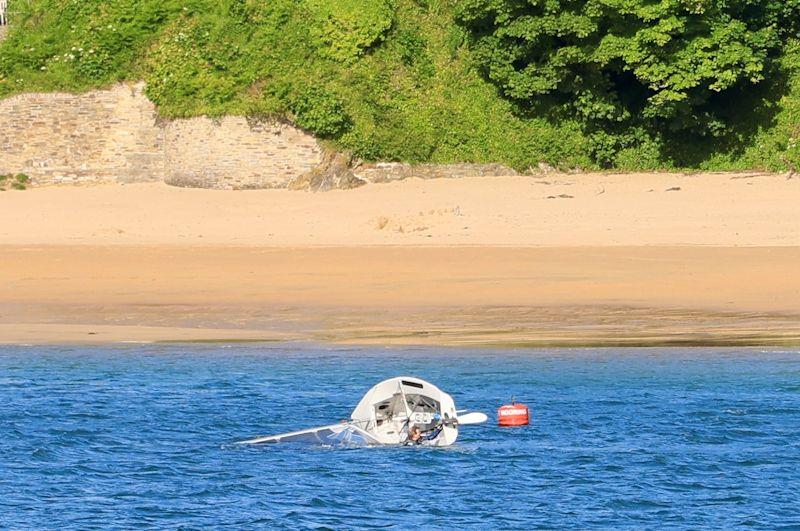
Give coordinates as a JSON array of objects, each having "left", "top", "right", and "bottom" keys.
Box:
[{"left": 237, "top": 376, "right": 488, "bottom": 447}]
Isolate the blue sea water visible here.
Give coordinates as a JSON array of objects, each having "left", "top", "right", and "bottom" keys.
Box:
[{"left": 1, "top": 345, "right": 799, "bottom": 529}]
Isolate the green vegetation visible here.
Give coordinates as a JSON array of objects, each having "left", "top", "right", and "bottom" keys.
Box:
[
  {"left": 1, "top": 0, "right": 799, "bottom": 171},
  {"left": 456, "top": 0, "right": 800, "bottom": 167},
  {"left": 0, "top": 173, "right": 29, "bottom": 190}
]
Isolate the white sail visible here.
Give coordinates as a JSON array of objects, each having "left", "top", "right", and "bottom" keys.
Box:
[{"left": 238, "top": 422, "right": 381, "bottom": 445}]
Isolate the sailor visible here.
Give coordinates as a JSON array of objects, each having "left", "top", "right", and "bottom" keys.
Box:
[
  {"left": 407, "top": 425, "right": 423, "bottom": 444},
  {"left": 405, "top": 423, "right": 443, "bottom": 445}
]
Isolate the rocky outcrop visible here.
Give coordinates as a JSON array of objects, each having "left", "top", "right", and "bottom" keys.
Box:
[{"left": 289, "top": 150, "right": 365, "bottom": 191}]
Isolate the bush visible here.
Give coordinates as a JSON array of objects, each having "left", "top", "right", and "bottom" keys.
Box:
[
  {"left": 287, "top": 87, "right": 352, "bottom": 138},
  {"left": 456, "top": 0, "right": 800, "bottom": 163},
  {"left": 305, "top": 0, "right": 394, "bottom": 64}
]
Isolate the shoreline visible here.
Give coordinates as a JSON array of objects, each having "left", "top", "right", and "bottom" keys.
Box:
[
  {"left": 2, "top": 244, "right": 799, "bottom": 347},
  {"left": 3, "top": 314, "right": 800, "bottom": 348},
  {"left": 3, "top": 330, "right": 800, "bottom": 348},
  {"left": 1, "top": 176, "right": 798, "bottom": 347}
]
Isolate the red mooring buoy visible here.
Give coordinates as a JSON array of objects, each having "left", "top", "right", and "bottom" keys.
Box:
[{"left": 498, "top": 402, "right": 529, "bottom": 426}]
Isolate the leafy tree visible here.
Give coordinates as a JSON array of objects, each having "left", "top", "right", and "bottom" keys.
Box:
[{"left": 456, "top": 0, "right": 800, "bottom": 163}]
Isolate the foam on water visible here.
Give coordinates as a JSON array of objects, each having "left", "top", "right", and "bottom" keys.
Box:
[{"left": 1, "top": 345, "right": 799, "bottom": 528}]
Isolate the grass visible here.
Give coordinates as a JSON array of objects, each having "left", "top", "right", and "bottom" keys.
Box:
[
  {"left": 0, "top": 0, "right": 798, "bottom": 172},
  {"left": 0, "top": 173, "right": 29, "bottom": 190}
]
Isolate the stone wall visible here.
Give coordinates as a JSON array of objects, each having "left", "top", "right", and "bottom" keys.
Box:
[
  {"left": 0, "top": 84, "right": 164, "bottom": 184},
  {"left": 1, "top": 82, "right": 521, "bottom": 190},
  {"left": 0, "top": 83, "right": 323, "bottom": 189},
  {"left": 353, "top": 162, "right": 518, "bottom": 183},
  {"left": 164, "top": 117, "right": 321, "bottom": 189}
]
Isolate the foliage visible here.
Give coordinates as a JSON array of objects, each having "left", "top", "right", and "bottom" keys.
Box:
[
  {"left": 456, "top": 0, "right": 800, "bottom": 165},
  {"left": 0, "top": 0, "right": 800, "bottom": 171},
  {"left": 0, "top": 0, "right": 201, "bottom": 92},
  {"left": 305, "top": 0, "right": 395, "bottom": 64},
  {"left": 286, "top": 87, "right": 352, "bottom": 138},
  {"left": 0, "top": 173, "right": 29, "bottom": 190}
]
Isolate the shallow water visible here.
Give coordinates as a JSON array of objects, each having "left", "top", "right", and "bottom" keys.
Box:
[{"left": 1, "top": 345, "right": 799, "bottom": 528}]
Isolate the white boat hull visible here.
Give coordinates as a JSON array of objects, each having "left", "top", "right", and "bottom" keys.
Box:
[{"left": 238, "top": 376, "right": 484, "bottom": 447}]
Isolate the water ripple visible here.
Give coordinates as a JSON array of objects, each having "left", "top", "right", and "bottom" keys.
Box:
[{"left": 1, "top": 345, "right": 799, "bottom": 528}]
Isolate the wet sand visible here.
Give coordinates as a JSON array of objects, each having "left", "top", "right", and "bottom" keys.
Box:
[
  {"left": 2, "top": 245, "right": 799, "bottom": 346},
  {"left": 1, "top": 174, "right": 798, "bottom": 346}
]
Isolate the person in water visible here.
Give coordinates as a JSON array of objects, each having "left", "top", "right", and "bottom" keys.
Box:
[
  {"left": 407, "top": 425, "right": 423, "bottom": 444},
  {"left": 406, "top": 422, "right": 444, "bottom": 445}
]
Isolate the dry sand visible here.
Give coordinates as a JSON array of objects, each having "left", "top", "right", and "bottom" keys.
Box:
[
  {"left": 1, "top": 173, "right": 799, "bottom": 346},
  {"left": 2, "top": 173, "right": 798, "bottom": 246}
]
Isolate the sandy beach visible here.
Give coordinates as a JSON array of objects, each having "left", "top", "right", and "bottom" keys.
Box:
[{"left": 1, "top": 172, "right": 799, "bottom": 346}]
